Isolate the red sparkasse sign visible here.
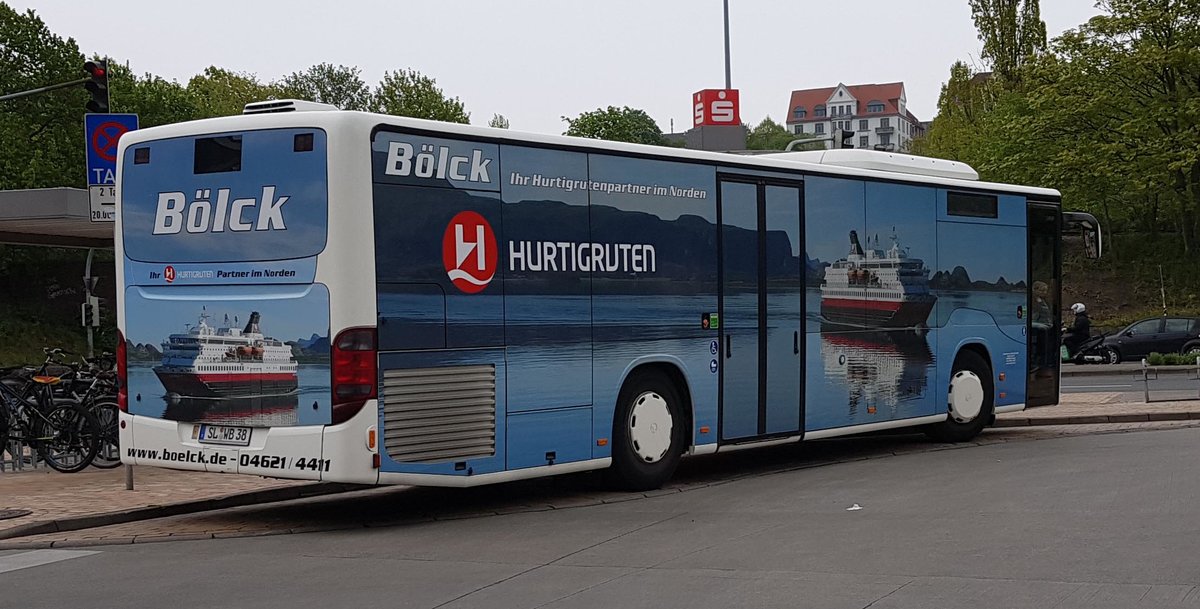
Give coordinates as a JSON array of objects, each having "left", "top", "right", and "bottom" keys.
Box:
[{"left": 693, "top": 89, "right": 741, "bottom": 127}]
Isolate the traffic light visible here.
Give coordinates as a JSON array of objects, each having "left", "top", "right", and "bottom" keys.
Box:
[
  {"left": 83, "top": 60, "right": 108, "bottom": 113},
  {"left": 838, "top": 129, "right": 855, "bottom": 149}
]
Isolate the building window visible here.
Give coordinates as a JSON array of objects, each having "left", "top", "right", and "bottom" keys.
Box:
[
  {"left": 815, "top": 123, "right": 825, "bottom": 134},
  {"left": 867, "top": 101, "right": 884, "bottom": 113},
  {"left": 859, "top": 135, "right": 868, "bottom": 147},
  {"left": 881, "top": 117, "right": 891, "bottom": 128},
  {"left": 793, "top": 106, "right": 806, "bottom": 119},
  {"left": 880, "top": 133, "right": 892, "bottom": 146},
  {"left": 795, "top": 124, "right": 804, "bottom": 134},
  {"left": 859, "top": 119, "right": 868, "bottom": 130},
  {"left": 815, "top": 105, "right": 826, "bottom": 117}
]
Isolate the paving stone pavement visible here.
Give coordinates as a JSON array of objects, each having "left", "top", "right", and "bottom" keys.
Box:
[
  {"left": 3, "top": 417, "right": 1199, "bottom": 550},
  {"left": 0, "top": 465, "right": 311, "bottom": 538}
]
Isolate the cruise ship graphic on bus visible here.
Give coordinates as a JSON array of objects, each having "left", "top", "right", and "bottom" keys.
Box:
[
  {"left": 153, "top": 310, "right": 299, "bottom": 399},
  {"left": 820, "top": 230, "right": 936, "bottom": 327}
]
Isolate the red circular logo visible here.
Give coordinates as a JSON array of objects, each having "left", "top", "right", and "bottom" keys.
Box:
[
  {"left": 164, "top": 265, "right": 176, "bottom": 283},
  {"left": 442, "top": 211, "right": 497, "bottom": 294}
]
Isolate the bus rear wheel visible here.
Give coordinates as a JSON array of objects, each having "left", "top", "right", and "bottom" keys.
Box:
[
  {"left": 610, "top": 371, "right": 685, "bottom": 491},
  {"left": 925, "top": 350, "right": 993, "bottom": 443}
]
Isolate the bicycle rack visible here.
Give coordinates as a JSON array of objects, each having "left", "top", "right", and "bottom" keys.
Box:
[
  {"left": 1134, "top": 357, "right": 1200, "bottom": 404},
  {"left": 1, "top": 438, "right": 45, "bottom": 473}
]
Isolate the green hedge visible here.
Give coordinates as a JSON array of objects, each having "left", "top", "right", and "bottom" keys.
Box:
[{"left": 1146, "top": 352, "right": 1200, "bottom": 366}]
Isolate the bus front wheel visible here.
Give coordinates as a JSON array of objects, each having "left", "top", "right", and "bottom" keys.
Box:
[
  {"left": 611, "top": 371, "right": 685, "bottom": 491},
  {"left": 925, "top": 349, "right": 993, "bottom": 443}
]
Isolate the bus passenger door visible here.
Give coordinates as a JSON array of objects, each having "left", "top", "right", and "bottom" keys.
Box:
[{"left": 719, "top": 178, "right": 803, "bottom": 441}]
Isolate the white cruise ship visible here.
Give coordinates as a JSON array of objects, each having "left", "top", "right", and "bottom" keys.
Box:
[
  {"left": 153, "top": 311, "right": 298, "bottom": 398},
  {"left": 820, "top": 230, "right": 936, "bottom": 327}
]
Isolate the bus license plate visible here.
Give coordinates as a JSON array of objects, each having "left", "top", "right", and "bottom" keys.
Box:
[{"left": 196, "top": 424, "right": 252, "bottom": 446}]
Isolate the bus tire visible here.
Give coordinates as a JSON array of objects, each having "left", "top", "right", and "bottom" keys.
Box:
[
  {"left": 925, "top": 349, "right": 993, "bottom": 443},
  {"left": 610, "top": 370, "right": 685, "bottom": 491}
]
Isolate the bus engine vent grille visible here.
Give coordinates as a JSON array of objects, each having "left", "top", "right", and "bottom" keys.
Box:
[{"left": 381, "top": 365, "right": 496, "bottom": 464}]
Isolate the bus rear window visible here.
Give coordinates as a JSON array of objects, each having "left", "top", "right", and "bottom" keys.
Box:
[
  {"left": 947, "top": 192, "right": 998, "bottom": 218},
  {"left": 194, "top": 135, "right": 242, "bottom": 174}
]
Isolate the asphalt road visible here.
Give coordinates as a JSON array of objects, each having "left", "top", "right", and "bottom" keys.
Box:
[{"left": 4, "top": 426, "right": 1200, "bottom": 609}]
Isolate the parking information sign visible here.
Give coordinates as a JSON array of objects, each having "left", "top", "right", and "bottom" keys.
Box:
[{"left": 84, "top": 113, "right": 138, "bottom": 222}]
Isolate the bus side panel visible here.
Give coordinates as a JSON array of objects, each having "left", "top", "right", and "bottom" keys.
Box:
[
  {"left": 587, "top": 155, "right": 719, "bottom": 456},
  {"left": 371, "top": 132, "right": 507, "bottom": 476},
  {"left": 933, "top": 192, "right": 1029, "bottom": 408},
  {"left": 805, "top": 178, "right": 944, "bottom": 432},
  {"left": 498, "top": 145, "right": 593, "bottom": 415}
]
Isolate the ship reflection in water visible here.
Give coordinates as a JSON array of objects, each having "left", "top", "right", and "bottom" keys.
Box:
[
  {"left": 161, "top": 394, "right": 302, "bottom": 427},
  {"left": 819, "top": 324, "right": 935, "bottom": 417}
]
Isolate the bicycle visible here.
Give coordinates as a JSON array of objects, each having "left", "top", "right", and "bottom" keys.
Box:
[
  {"left": 0, "top": 367, "right": 102, "bottom": 473},
  {"left": 25, "top": 348, "right": 121, "bottom": 469},
  {"left": 59, "top": 353, "right": 120, "bottom": 469}
]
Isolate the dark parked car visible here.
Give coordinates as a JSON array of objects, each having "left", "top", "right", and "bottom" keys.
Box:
[{"left": 1098, "top": 316, "right": 1200, "bottom": 364}]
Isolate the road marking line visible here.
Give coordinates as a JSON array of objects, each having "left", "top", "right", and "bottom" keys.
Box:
[
  {"left": 0, "top": 550, "right": 99, "bottom": 575},
  {"left": 1065, "top": 384, "right": 1132, "bottom": 389}
]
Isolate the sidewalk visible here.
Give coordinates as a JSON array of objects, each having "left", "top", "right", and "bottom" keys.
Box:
[
  {"left": 1061, "top": 362, "right": 1198, "bottom": 377},
  {"left": 996, "top": 391, "right": 1200, "bottom": 426},
  {"left": 2, "top": 391, "right": 1199, "bottom": 547},
  {"left": 0, "top": 466, "right": 357, "bottom": 540}
]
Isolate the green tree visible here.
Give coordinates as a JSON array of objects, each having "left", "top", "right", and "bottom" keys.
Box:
[
  {"left": 278, "top": 63, "right": 372, "bottom": 111},
  {"left": 562, "top": 106, "right": 663, "bottom": 145},
  {"left": 745, "top": 116, "right": 820, "bottom": 150},
  {"left": 0, "top": 5, "right": 86, "bottom": 190},
  {"left": 488, "top": 113, "right": 510, "bottom": 129},
  {"left": 106, "top": 63, "right": 199, "bottom": 128},
  {"left": 1024, "top": 0, "right": 1200, "bottom": 251},
  {"left": 187, "top": 66, "right": 277, "bottom": 118},
  {"left": 969, "top": 0, "right": 1047, "bottom": 83},
  {"left": 911, "top": 61, "right": 1000, "bottom": 164},
  {"left": 372, "top": 68, "right": 469, "bottom": 123}
]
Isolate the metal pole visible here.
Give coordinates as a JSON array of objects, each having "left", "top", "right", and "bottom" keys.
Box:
[
  {"left": 1142, "top": 358, "right": 1150, "bottom": 404},
  {"left": 84, "top": 248, "right": 95, "bottom": 359},
  {"left": 125, "top": 464, "right": 134, "bottom": 490},
  {"left": 0, "top": 77, "right": 89, "bottom": 102},
  {"left": 1159, "top": 265, "right": 1167, "bottom": 316},
  {"left": 723, "top": 0, "right": 732, "bottom": 89}
]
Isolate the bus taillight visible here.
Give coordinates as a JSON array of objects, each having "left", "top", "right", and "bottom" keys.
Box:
[
  {"left": 331, "top": 327, "right": 377, "bottom": 425},
  {"left": 116, "top": 329, "right": 128, "bottom": 412}
]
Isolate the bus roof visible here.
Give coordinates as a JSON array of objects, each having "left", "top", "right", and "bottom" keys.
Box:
[{"left": 117, "top": 109, "right": 1062, "bottom": 201}]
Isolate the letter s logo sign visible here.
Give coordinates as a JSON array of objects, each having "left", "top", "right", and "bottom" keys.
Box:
[{"left": 711, "top": 100, "right": 736, "bottom": 123}]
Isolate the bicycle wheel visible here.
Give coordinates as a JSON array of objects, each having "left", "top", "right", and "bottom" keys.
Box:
[
  {"left": 89, "top": 401, "right": 122, "bottom": 469},
  {"left": 33, "top": 402, "right": 100, "bottom": 473}
]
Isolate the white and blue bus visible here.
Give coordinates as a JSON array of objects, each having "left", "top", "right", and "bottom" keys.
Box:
[{"left": 115, "top": 100, "right": 1100, "bottom": 490}]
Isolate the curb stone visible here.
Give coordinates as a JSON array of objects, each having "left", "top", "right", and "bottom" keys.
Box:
[{"left": 994, "top": 411, "right": 1197, "bottom": 427}]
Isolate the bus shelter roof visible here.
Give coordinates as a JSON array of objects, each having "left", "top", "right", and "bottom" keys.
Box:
[{"left": 0, "top": 188, "right": 113, "bottom": 249}]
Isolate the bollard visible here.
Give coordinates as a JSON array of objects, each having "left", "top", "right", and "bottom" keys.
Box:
[
  {"left": 1142, "top": 358, "right": 1150, "bottom": 404},
  {"left": 124, "top": 464, "right": 134, "bottom": 490}
]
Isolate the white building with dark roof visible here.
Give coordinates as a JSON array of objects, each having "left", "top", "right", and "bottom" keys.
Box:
[{"left": 785, "top": 82, "right": 924, "bottom": 151}]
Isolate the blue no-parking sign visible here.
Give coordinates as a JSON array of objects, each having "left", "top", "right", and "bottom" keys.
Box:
[{"left": 84, "top": 113, "right": 137, "bottom": 222}]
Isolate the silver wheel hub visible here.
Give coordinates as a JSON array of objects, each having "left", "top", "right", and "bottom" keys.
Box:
[
  {"left": 948, "top": 370, "right": 984, "bottom": 423},
  {"left": 629, "top": 391, "right": 673, "bottom": 463}
]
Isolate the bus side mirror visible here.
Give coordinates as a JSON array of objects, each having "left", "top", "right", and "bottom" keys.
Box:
[
  {"left": 1082, "top": 227, "right": 1100, "bottom": 259},
  {"left": 1062, "top": 212, "right": 1102, "bottom": 259}
]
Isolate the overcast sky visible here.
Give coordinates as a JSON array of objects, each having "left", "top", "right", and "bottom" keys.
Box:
[{"left": 17, "top": 1, "right": 1103, "bottom": 135}]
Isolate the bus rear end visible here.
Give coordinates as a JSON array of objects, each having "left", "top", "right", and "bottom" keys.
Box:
[{"left": 115, "top": 116, "right": 377, "bottom": 482}]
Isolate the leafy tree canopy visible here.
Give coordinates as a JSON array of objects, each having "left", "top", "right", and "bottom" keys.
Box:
[{"left": 562, "top": 106, "right": 663, "bottom": 145}]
